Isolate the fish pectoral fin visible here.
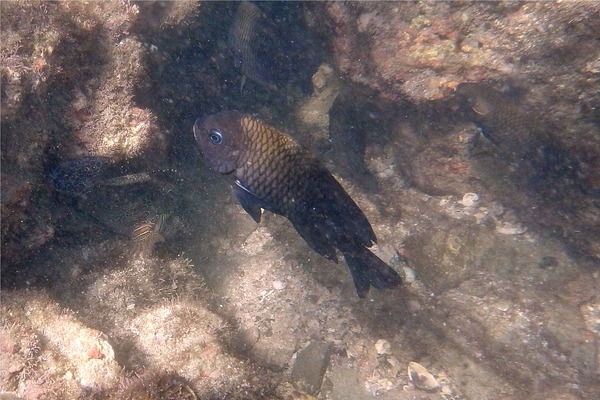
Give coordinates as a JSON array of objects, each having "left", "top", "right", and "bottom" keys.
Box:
[{"left": 233, "top": 181, "right": 263, "bottom": 223}]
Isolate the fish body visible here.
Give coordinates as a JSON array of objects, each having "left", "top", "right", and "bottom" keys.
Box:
[
  {"left": 132, "top": 213, "right": 166, "bottom": 242},
  {"left": 194, "top": 111, "right": 401, "bottom": 297},
  {"left": 455, "top": 83, "right": 544, "bottom": 161},
  {"left": 228, "top": 2, "right": 320, "bottom": 92},
  {"left": 229, "top": 3, "right": 265, "bottom": 81},
  {"left": 101, "top": 172, "right": 152, "bottom": 187},
  {"left": 49, "top": 156, "right": 111, "bottom": 197},
  {"left": 455, "top": 82, "right": 579, "bottom": 187},
  {"left": 132, "top": 213, "right": 167, "bottom": 256},
  {"left": 49, "top": 157, "right": 178, "bottom": 198},
  {"left": 229, "top": 2, "right": 284, "bottom": 91}
]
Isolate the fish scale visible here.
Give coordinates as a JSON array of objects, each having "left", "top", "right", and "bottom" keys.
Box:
[
  {"left": 238, "top": 117, "right": 306, "bottom": 210},
  {"left": 194, "top": 111, "right": 401, "bottom": 297}
]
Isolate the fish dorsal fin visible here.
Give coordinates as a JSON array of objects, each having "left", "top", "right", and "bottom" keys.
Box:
[{"left": 234, "top": 180, "right": 263, "bottom": 223}]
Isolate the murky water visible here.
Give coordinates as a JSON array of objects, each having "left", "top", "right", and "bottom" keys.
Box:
[{"left": 1, "top": 2, "right": 599, "bottom": 399}]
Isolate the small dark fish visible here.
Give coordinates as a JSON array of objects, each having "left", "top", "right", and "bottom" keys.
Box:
[
  {"left": 131, "top": 212, "right": 186, "bottom": 256},
  {"left": 229, "top": 2, "right": 275, "bottom": 90},
  {"left": 455, "top": 83, "right": 544, "bottom": 159},
  {"left": 132, "top": 214, "right": 165, "bottom": 241},
  {"left": 194, "top": 111, "right": 401, "bottom": 297},
  {"left": 49, "top": 157, "right": 178, "bottom": 198},
  {"left": 455, "top": 82, "right": 579, "bottom": 187},
  {"left": 132, "top": 213, "right": 166, "bottom": 256},
  {"left": 49, "top": 156, "right": 111, "bottom": 197},
  {"left": 228, "top": 2, "right": 321, "bottom": 92}
]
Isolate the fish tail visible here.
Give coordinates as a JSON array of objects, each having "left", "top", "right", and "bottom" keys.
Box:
[{"left": 343, "top": 248, "right": 402, "bottom": 298}]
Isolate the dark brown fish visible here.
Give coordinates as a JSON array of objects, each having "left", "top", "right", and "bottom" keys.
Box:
[{"left": 193, "top": 111, "right": 401, "bottom": 297}]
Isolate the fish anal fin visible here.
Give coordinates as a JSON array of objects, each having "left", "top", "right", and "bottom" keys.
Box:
[{"left": 290, "top": 218, "right": 338, "bottom": 263}]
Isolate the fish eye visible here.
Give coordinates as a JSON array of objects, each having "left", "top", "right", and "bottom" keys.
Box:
[{"left": 208, "top": 129, "right": 223, "bottom": 144}]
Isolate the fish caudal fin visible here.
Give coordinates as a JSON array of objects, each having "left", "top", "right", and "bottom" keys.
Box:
[{"left": 343, "top": 248, "right": 402, "bottom": 298}]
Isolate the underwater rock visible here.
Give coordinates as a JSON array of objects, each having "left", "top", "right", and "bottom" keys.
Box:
[
  {"left": 460, "top": 192, "right": 479, "bottom": 208},
  {"left": 1, "top": 292, "right": 121, "bottom": 396},
  {"left": 428, "top": 273, "right": 599, "bottom": 396},
  {"left": 275, "top": 383, "right": 317, "bottom": 400},
  {"left": 327, "top": 87, "right": 400, "bottom": 193},
  {"left": 495, "top": 221, "right": 527, "bottom": 235},
  {"left": 290, "top": 341, "right": 333, "bottom": 396},
  {"left": 456, "top": 82, "right": 581, "bottom": 192},
  {"left": 116, "top": 370, "right": 197, "bottom": 400},
  {"left": 1, "top": 0, "right": 169, "bottom": 269},
  {"left": 374, "top": 339, "right": 391, "bottom": 355},
  {"left": 325, "top": 2, "right": 600, "bottom": 104},
  {"left": 297, "top": 63, "right": 341, "bottom": 144},
  {"left": 127, "top": 301, "right": 238, "bottom": 393}
]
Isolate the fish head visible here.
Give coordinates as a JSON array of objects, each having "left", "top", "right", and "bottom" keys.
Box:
[{"left": 193, "top": 111, "right": 246, "bottom": 174}]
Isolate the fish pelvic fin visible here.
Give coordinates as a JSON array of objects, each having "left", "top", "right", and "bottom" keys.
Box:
[
  {"left": 234, "top": 181, "right": 264, "bottom": 223},
  {"left": 342, "top": 247, "right": 402, "bottom": 298}
]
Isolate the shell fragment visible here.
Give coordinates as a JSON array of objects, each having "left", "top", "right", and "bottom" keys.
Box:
[{"left": 408, "top": 361, "right": 440, "bottom": 392}]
